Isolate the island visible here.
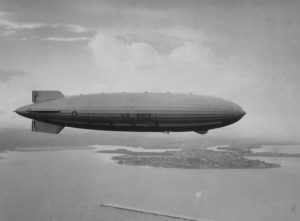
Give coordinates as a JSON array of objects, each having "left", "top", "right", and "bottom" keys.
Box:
[
  {"left": 98, "top": 148, "right": 280, "bottom": 169},
  {"left": 217, "top": 146, "right": 300, "bottom": 157}
]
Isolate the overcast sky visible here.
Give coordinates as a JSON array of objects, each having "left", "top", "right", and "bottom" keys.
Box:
[{"left": 0, "top": 0, "right": 299, "bottom": 141}]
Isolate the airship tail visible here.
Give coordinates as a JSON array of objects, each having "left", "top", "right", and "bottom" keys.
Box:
[
  {"left": 32, "top": 120, "right": 64, "bottom": 134},
  {"left": 32, "top": 90, "right": 64, "bottom": 103}
]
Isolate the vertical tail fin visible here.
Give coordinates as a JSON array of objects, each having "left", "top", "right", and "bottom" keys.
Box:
[
  {"left": 32, "top": 91, "right": 64, "bottom": 103},
  {"left": 32, "top": 120, "right": 64, "bottom": 134}
]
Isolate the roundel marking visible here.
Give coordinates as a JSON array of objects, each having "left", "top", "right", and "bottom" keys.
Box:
[{"left": 71, "top": 111, "right": 78, "bottom": 118}]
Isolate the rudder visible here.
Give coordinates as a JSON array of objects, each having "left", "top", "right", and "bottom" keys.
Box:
[
  {"left": 32, "top": 120, "right": 64, "bottom": 134},
  {"left": 32, "top": 90, "right": 64, "bottom": 103}
]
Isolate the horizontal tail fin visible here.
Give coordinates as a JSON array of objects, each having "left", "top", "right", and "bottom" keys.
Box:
[
  {"left": 32, "top": 120, "right": 64, "bottom": 134},
  {"left": 32, "top": 90, "right": 64, "bottom": 103}
]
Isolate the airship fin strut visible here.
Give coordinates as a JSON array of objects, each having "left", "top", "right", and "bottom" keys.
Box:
[
  {"left": 32, "top": 120, "right": 64, "bottom": 134},
  {"left": 32, "top": 90, "right": 64, "bottom": 103}
]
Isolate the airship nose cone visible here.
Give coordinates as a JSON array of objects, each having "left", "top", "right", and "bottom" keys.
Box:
[
  {"left": 231, "top": 103, "right": 246, "bottom": 122},
  {"left": 235, "top": 104, "right": 246, "bottom": 117}
]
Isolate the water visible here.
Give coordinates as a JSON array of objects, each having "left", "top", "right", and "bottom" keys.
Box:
[
  {"left": 90, "top": 145, "right": 182, "bottom": 153},
  {"left": 0, "top": 146, "right": 300, "bottom": 221}
]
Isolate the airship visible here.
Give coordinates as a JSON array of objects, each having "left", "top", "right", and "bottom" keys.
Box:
[{"left": 15, "top": 91, "right": 245, "bottom": 134}]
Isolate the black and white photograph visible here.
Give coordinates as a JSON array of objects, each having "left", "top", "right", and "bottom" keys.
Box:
[{"left": 0, "top": 0, "right": 299, "bottom": 220}]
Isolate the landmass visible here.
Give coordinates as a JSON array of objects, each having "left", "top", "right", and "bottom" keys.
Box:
[
  {"left": 98, "top": 148, "right": 280, "bottom": 169},
  {"left": 217, "top": 146, "right": 300, "bottom": 157}
]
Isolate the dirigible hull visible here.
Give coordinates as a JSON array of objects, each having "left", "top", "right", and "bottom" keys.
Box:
[{"left": 16, "top": 91, "right": 245, "bottom": 134}]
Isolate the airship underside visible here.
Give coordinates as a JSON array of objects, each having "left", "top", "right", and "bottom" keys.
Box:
[{"left": 15, "top": 91, "right": 245, "bottom": 134}]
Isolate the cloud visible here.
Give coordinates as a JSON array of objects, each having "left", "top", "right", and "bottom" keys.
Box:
[
  {"left": 88, "top": 33, "right": 162, "bottom": 72},
  {"left": 0, "top": 11, "right": 43, "bottom": 31},
  {"left": 0, "top": 11, "right": 92, "bottom": 36},
  {"left": 86, "top": 31, "right": 256, "bottom": 110},
  {"left": 1, "top": 29, "right": 16, "bottom": 36},
  {"left": 88, "top": 31, "right": 275, "bottom": 103},
  {"left": 41, "top": 36, "right": 91, "bottom": 42},
  {"left": 65, "top": 24, "right": 90, "bottom": 33},
  {"left": 0, "top": 70, "right": 30, "bottom": 82},
  {"left": 88, "top": 32, "right": 216, "bottom": 70}
]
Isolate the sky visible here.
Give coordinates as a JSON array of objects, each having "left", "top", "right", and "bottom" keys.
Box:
[{"left": 0, "top": 0, "right": 299, "bottom": 141}]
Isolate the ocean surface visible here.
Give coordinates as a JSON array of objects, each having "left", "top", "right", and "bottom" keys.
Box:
[{"left": 0, "top": 145, "right": 300, "bottom": 221}]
